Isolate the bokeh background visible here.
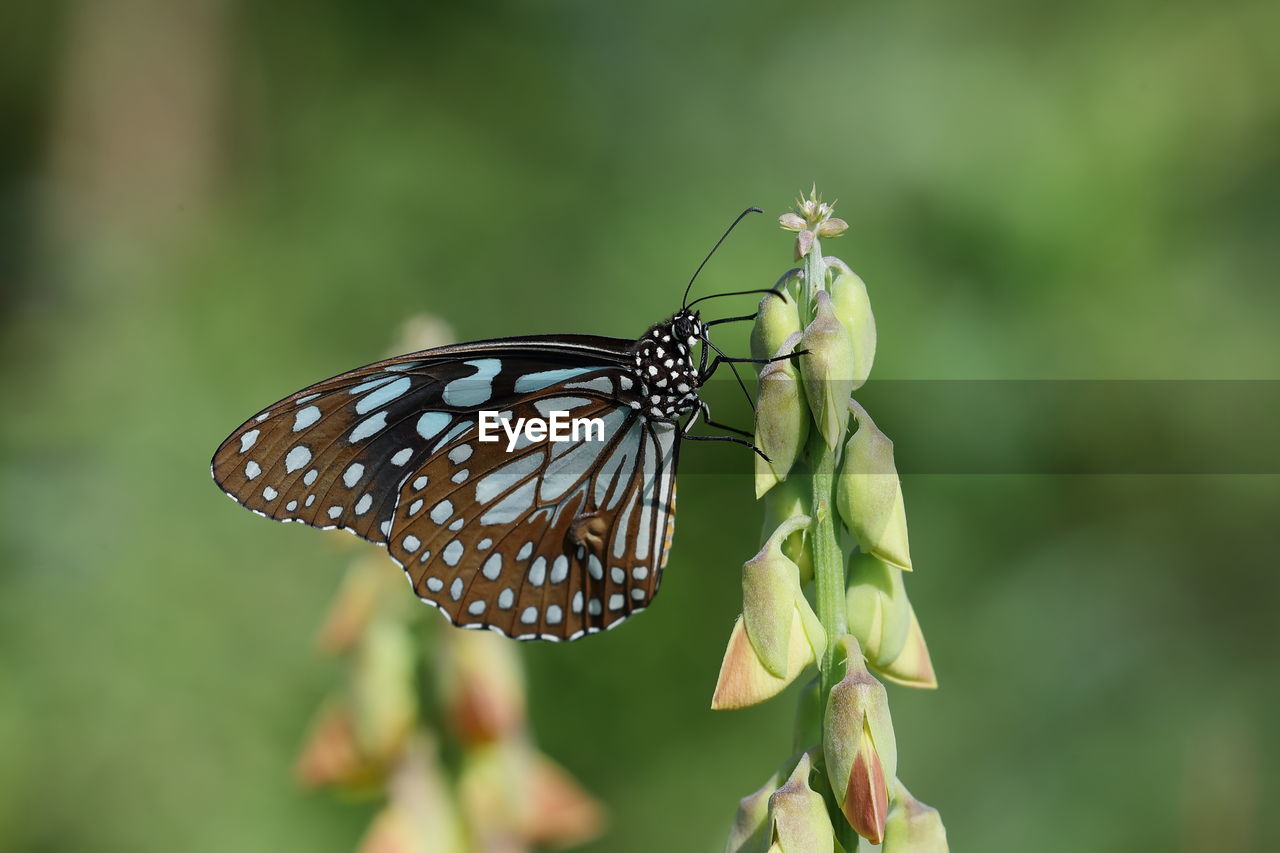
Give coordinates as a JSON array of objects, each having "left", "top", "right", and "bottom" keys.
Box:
[{"left": 2, "top": 0, "right": 1278, "bottom": 850}]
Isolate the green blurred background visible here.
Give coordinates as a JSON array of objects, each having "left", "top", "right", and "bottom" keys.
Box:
[{"left": 2, "top": 0, "right": 1277, "bottom": 850}]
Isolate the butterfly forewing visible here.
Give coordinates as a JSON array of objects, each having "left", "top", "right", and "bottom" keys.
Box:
[{"left": 212, "top": 334, "right": 682, "bottom": 641}]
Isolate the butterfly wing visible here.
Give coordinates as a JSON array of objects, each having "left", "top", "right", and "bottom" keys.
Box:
[
  {"left": 388, "top": 394, "right": 679, "bottom": 641},
  {"left": 212, "top": 335, "right": 679, "bottom": 641}
]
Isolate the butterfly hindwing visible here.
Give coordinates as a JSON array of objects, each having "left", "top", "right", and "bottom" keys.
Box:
[{"left": 388, "top": 393, "right": 679, "bottom": 641}]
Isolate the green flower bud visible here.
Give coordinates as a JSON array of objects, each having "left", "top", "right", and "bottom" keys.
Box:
[
  {"left": 761, "top": 475, "right": 813, "bottom": 583},
  {"left": 836, "top": 400, "right": 912, "bottom": 571},
  {"left": 824, "top": 636, "right": 897, "bottom": 843},
  {"left": 725, "top": 772, "right": 780, "bottom": 853},
  {"left": 742, "top": 516, "right": 824, "bottom": 678},
  {"left": 755, "top": 335, "right": 809, "bottom": 496},
  {"left": 883, "top": 780, "right": 949, "bottom": 853},
  {"left": 752, "top": 289, "right": 802, "bottom": 364},
  {"left": 767, "top": 753, "right": 836, "bottom": 853},
  {"left": 799, "top": 291, "right": 855, "bottom": 450},
  {"left": 873, "top": 604, "right": 937, "bottom": 690},
  {"left": 827, "top": 262, "right": 876, "bottom": 392},
  {"left": 846, "top": 551, "right": 911, "bottom": 667}
]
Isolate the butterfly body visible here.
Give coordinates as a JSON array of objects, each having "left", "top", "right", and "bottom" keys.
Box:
[{"left": 213, "top": 310, "right": 716, "bottom": 642}]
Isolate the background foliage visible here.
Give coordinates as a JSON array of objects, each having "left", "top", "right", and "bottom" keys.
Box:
[{"left": 2, "top": 0, "right": 1277, "bottom": 850}]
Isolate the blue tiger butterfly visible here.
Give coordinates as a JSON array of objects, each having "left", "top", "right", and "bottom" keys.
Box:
[{"left": 211, "top": 209, "right": 788, "bottom": 641}]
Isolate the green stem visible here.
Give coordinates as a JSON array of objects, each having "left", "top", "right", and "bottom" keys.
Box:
[{"left": 803, "top": 238, "right": 848, "bottom": 694}]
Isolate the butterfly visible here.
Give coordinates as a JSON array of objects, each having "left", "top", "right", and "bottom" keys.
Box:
[{"left": 211, "top": 209, "right": 788, "bottom": 641}]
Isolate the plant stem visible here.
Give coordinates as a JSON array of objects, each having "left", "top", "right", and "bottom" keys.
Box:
[{"left": 803, "top": 238, "right": 848, "bottom": 694}]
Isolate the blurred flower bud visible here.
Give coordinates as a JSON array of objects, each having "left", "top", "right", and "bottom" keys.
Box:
[
  {"left": 795, "top": 229, "right": 816, "bottom": 260},
  {"left": 846, "top": 551, "right": 911, "bottom": 667},
  {"left": 767, "top": 753, "right": 836, "bottom": 853},
  {"left": 526, "top": 752, "right": 607, "bottom": 848},
  {"left": 317, "top": 555, "right": 405, "bottom": 655},
  {"left": 827, "top": 262, "right": 876, "bottom": 392},
  {"left": 817, "top": 217, "right": 848, "bottom": 238},
  {"left": 352, "top": 617, "right": 418, "bottom": 761},
  {"left": 752, "top": 293, "right": 802, "bottom": 364},
  {"left": 358, "top": 734, "right": 466, "bottom": 853},
  {"left": 457, "top": 741, "right": 530, "bottom": 851},
  {"left": 824, "top": 636, "right": 897, "bottom": 843},
  {"left": 742, "top": 516, "right": 824, "bottom": 678},
  {"left": 799, "top": 291, "right": 855, "bottom": 450},
  {"left": 725, "top": 771, "right": 780, "bottom": 853},
  {"left": 872, "top": 605, "right": 937, "bottom": 690},
  {"left": 883, "top": 780, "right": 949, "bottom": 853},
  {"left": 296, "top": 700, "right": 381, "bottom": 790},
  {"left": 711, "top": 616, "right": 816, "bottom": 710},
  {"left": 438, "top": 629, "right": 526, "bottom": 745},
  {"left": 836, "top": 401, "right": 912, "bottom": 570},
  {"left": 778, "top": 212, "right": 807, "bottom": 232},
  {"left": 755, "top": 342, "right": 809, "bottom": 496},
  {"left": 761, "top": 475, "right": 813, "bottom": 583}
]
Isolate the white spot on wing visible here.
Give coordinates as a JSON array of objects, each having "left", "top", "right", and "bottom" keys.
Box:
[
  {"left": 443, "top": 359, "right": 502, "bottom": 406},
  {"left": 293, "top": 406, "right": 321, "bottom": 432},
  {"left": 285, "top": 445, "right": 312, "bottom": 473},
  {"left": 355, "top": 376, "right": 410, "bottom": 415},
  {"left": 239, "top": 430, "right": 259, "bottom": 453},
  {"left": 342, "top": 463, "right": 364, "bottom": 488},
  {"left": 350, "top": 411, "right": 387, "bottom": 442},
  {"left": 482, "top": 553, "right": 502, "bottom": 580}
]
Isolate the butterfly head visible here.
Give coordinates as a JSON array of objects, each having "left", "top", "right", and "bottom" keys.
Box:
[
  {"left": 630, "top": 310, "right": 706, "bottom": 421},
  {"left": 670, "top": 309, "right": 705, "bottom": 348}
]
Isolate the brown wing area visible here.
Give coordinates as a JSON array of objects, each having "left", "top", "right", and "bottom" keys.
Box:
[{"left": 387, "top": 396, "right": 680, "bottom": 641}]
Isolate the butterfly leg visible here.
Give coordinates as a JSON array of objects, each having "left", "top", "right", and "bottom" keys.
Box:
[{"left": 679, "top": 403, "right": 770, "bottom": 461}]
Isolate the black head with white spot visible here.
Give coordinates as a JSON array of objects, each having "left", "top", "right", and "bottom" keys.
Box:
[{"left": 629, "top": 309, "right": 705, "bottom": 421}]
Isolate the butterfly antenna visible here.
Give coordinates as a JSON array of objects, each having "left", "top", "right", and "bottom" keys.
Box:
[{"left": 682, "top": 207, "right": 763, "bottom": 310}]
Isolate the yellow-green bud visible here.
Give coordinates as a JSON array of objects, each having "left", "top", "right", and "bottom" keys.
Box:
[
  {"left": 724, "top": 772, "right": 780, "bottom": 853},
  {"left": 827, "top": 262, "right": 876, "bottom": 392},
  {"left": 767, "top": 753, "right": 836, "bottom": 853},
  {"left": 883, "top": 780, "right": 949, "bottom": 853},
  {"left": 824, "top": 636, "right": 897, "bottom": 843},
  {"left": 798, "top": 291, "right": 855, "bottom": 450},
  {"left": 752, "top": 290, "right": 802, "bottom": 364},
  {"left": 742, "top": 516, "right": 824, "bottom": 678},
  {"left": 846, "top": 551, "right": 911, "bottom": 667},
  {"left": 836, "top": 400, "right": 912, "bottom": 570},
  {"left": 761, "top": 476, "right": 813, "bottom": 583},
  {"left": 754, "top": 335, "right": 808, "bottom": 496}
]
